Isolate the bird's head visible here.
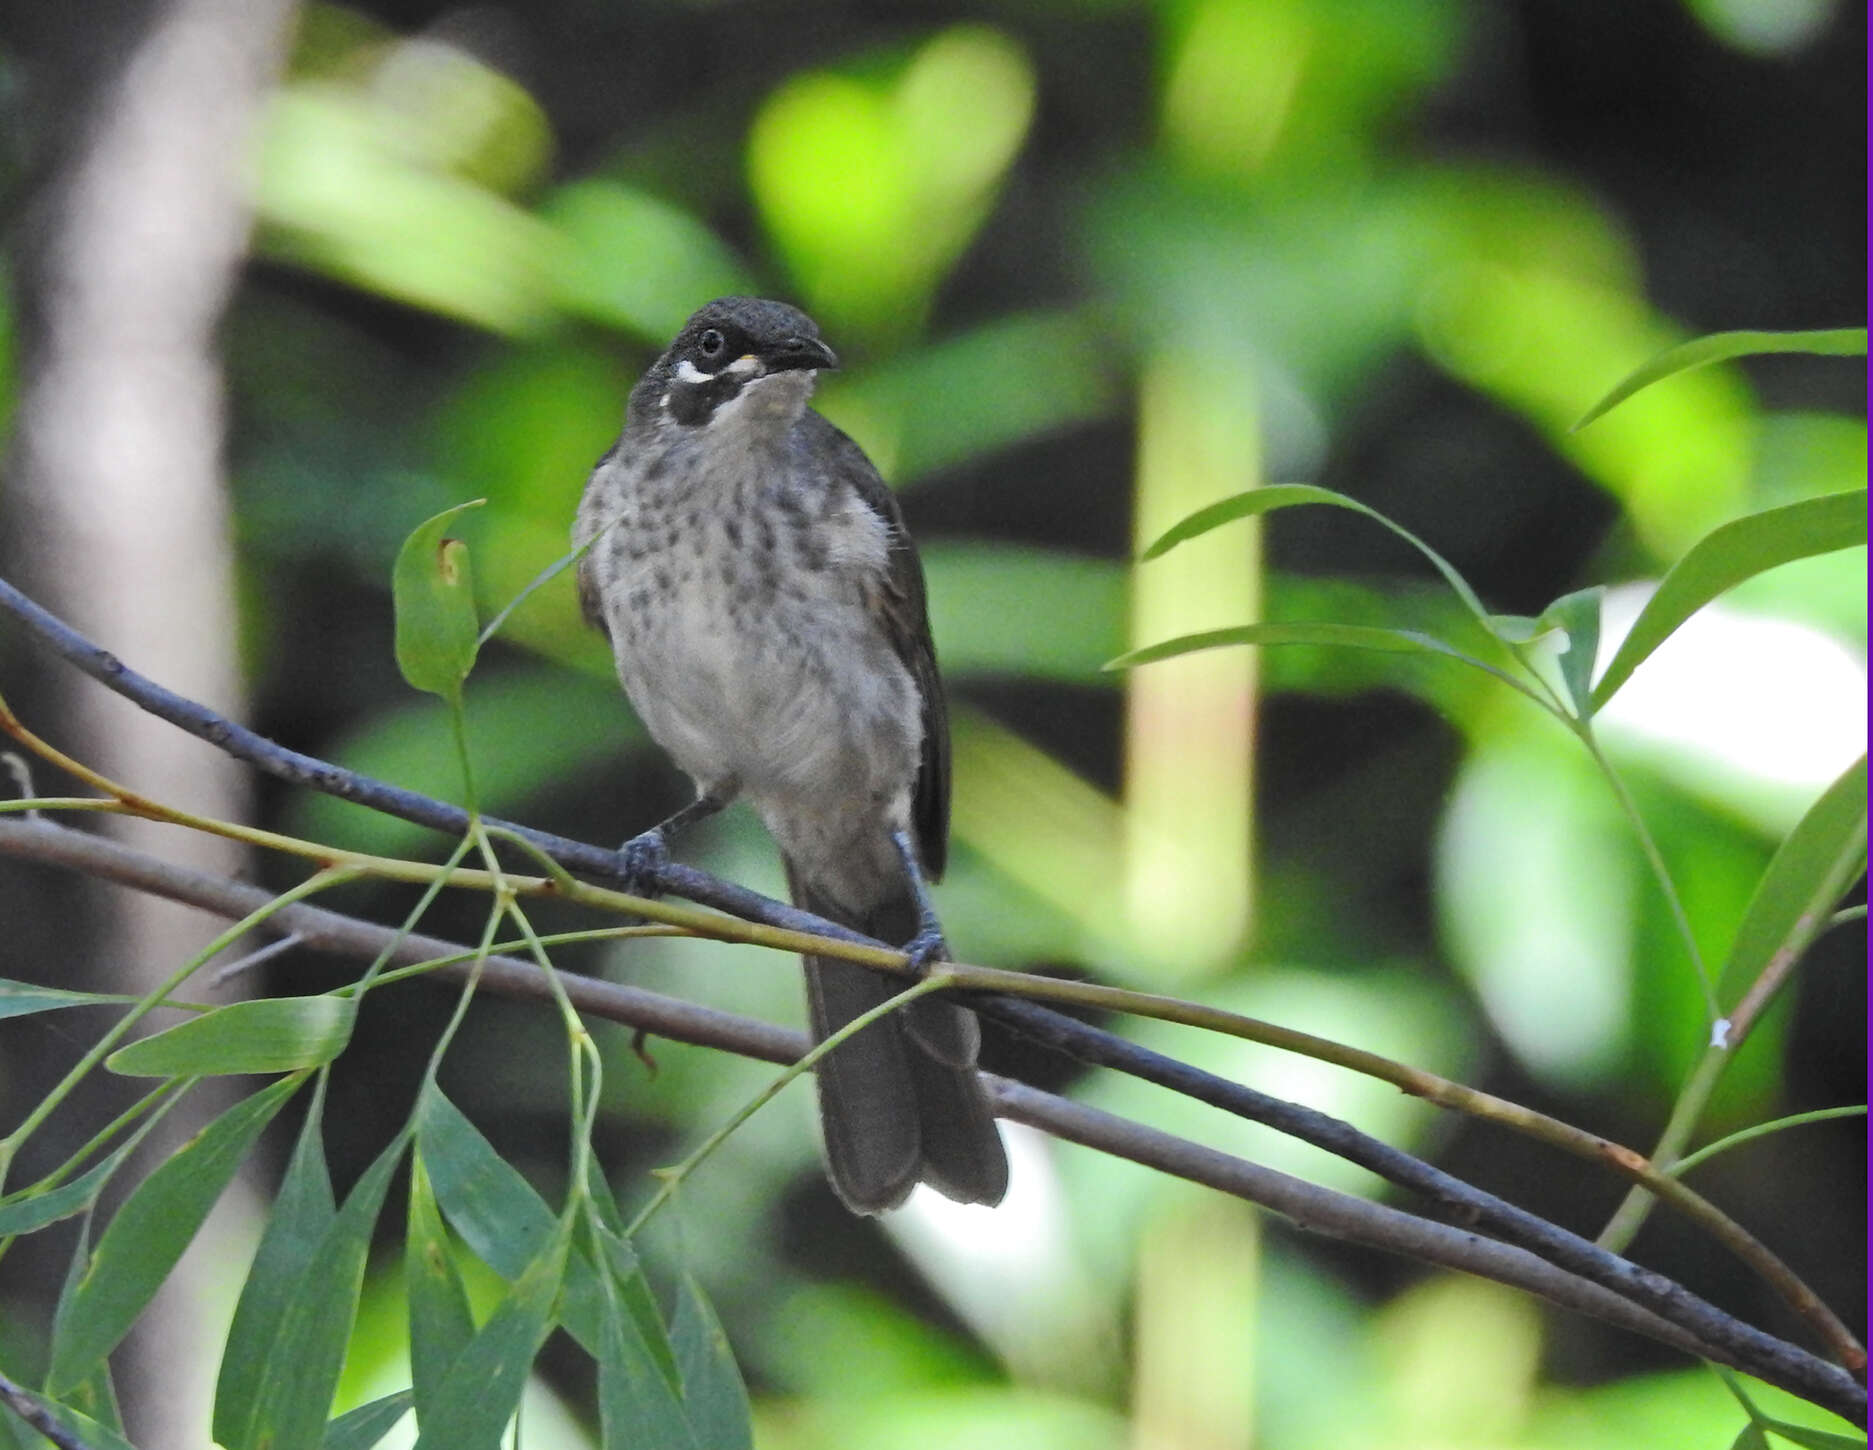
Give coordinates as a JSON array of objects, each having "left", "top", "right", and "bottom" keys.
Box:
[{"left": 641, "top": 297, "right": 839, "bottom": 429}]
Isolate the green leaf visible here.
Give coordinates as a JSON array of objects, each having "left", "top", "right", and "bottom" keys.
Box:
[
  {"left": 669, "top": 1273, "right": 752, "bottom": 1450},
  {"left": 394, "top": 500, "right": 487, "bottom": 703},
  {"left": 3, "top": 1395, "right": 140, "bottom": 1450},
  {"left": 1575, "top": 328, "right": 1867, "bottom": 431},
  {"left": 47, "top": 1074, "right": 301, "bottom": 1394},
  {"left": 321, "top": 1391, "right": 415, "bottom": 1450},
  {"left": 411, "top": 1214, "right": 570, "bottom": 1450},
  {"left": 48, "top": 1222, "right": 123, "bottom": 1433},
  {"left": 1592, "top": 490, "right": 1867, "bottom": 709},
  {"left": 1729, "top": 1425, "right": 1773, "bottom": 1450},
  {"left": 0, "top": 980, "right": 136, "bottom": 1018},
  {"left": 1717, "top": 755, "right": 1868, "bottom": 1012},
  {"left": 108, "top": 995, "right": 357, "bottom": 1076},
  {"left": 593, "top": 1225, "right": 701, "bottom": 1450},
  {"left": 414, "top": 1089, "right": 688, "bottom": 1394},
  {"left": 1138, "top": 482, "right": 1496, "bottom": 627},
  {"left": 417, "top": 1089, "right": 612, "bottom": 1362},
  {"left": 0, "top": 1100, "right": 175, "bottom": 1236},
  {"left": 414, "top": 1088, "right": 557, "bottom": 1281},
  {"left": 0, "top": 1150, "right": 133, "bottom": 1238},
  {"left": 579, "top": 1157, "right": 680, "bottom": 1392},
  {"left": 591, "top": 1222, "right": 684, "bottom": 1399},
  {"left": 407, "top": 1150, "right": 476, "bottom": 1424},
  {"left": 817, "top": 309, "right": 1122, "bottom": 483},
  {"left": 922, "top": 543, "right": 1126, "bottom": 684},
  {"left": 1484, "top": 613, "right": 1554, "bottom": 645},
  {"left": 547, "top": 180, "right": 755, "bottom": 342},
  {"left": 1759, "top": 1416, "right": 1869, "bottom": 1450},
  {"left": 1535, "top": 586, "right": 1604, "bottom": 718},
  {"left": 235, "top": 1129, "right": 408, "bottom": 1450},
  {"left": 214, "top": 1083, "right": 337, "bottom": 1448},
  {"left": 1108, "top": 621, "right": 1526, "bottom": 690}
]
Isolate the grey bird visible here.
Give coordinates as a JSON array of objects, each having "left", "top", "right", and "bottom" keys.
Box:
[{"left": 574, "top": 296, "right": 1009, "bottom": 1214}]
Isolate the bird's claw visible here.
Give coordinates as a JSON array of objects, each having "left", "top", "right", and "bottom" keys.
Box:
[
  {"left": 901, "top": 924, "right": 949, "bottom": 977},
  {"left": 616, "top": 827, "right": 669, "bottom": 900}
]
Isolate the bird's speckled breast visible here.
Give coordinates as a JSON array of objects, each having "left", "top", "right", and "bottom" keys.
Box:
[{"left": 577, "top": 418, "right": 922, "bottom": 865}]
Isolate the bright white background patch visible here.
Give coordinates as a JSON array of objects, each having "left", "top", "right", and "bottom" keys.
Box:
[{"left": 1593, "top": 582, "right": 1866, "bottom": 833}]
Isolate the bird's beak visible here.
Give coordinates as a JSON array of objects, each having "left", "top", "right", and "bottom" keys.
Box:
[{"left": 761, "top": 334, "right": 840, "bottom": 374}]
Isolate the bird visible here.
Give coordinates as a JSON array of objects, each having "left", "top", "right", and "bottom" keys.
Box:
[{"left": 573, "top": 296, "right": 1009, "bottom": 1214}]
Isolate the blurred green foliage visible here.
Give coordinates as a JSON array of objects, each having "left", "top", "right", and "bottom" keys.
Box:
[{"left": 0, "top": 0, "right": 1863, "bottom": 1445}]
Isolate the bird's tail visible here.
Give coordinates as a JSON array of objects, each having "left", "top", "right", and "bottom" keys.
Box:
[{"left": 788, "top": 866, "right": 1009, "bottom": 1215}]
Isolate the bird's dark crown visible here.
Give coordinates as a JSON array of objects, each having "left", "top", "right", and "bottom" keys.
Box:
[{"left": 633, "top": 297, "right": 839, "bottom": 428}]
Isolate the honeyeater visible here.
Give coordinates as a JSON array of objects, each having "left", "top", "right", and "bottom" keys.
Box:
[{"left": 574, "top": 297, "right": 1009, "bottom": 1214}]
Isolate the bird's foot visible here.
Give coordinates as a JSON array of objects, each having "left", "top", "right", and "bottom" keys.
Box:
[
  {"left": 900, "top": 922, "right": 949, "bottom": 977},
  {"left": 615, "top": 826, "right": 670, "bottom": 900}
]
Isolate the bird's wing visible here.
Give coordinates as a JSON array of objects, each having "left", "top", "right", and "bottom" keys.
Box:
[
  {"left": 574, "top": 446, "right": 619, "bottom": 639},
  {"left": 801, "top": 412, "right": 950, "bottom": 880}
]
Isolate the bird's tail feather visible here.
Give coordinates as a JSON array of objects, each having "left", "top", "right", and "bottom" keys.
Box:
[{"left": 790, "top": 867, "right": 1008, "bottom": 1214}]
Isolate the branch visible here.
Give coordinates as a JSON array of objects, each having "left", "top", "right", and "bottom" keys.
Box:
[
  {"left": 0, "top": 813, "right": 1864, "bottom": 1426},
  {"left": 3, "top": 589, "right": 1865, "bottom": 1384},
  {"left": 8, "top": 673, "right": 1852, "bottom": 1381},
  {"left": 0, "top": 579, "right": 1864, "bottom": 1417},
  {"left": 0, "top": 1367, "right": 111, "bottom": 1450}
]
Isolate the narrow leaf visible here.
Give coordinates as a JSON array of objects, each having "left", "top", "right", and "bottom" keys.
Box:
[
  {"left": 1108, "top": 621, "right": 1518, "bottom": 687},
  {"left": 1592, "top": 490, "right": 1867, "bottom": 709},
  {"left": 1575, "top": 327, "right": 1866, "bottom": 431},
  {"left": 394, "top": 500, "right": 486, "bottom": 703},
  {"left": 1758, "top": 1416, "right": 1869, "bottom": 1450},
  {"left": 238, "top": 1130, "right": 408, "bottom": 1450},
  {"left": 3, "top": 1395, "right": 139, "bottom": 1450},
  {"left": 581, "top": 1157, "right": 685, "bottom": 1387},
  {"left": 321, "top": 1391, "right": 414, "bottom": 1450},
  {"left": 407, "top": 1150, "right": 476, "bottom": 1424},
  {"left": 417, "top": 1087, "right": 615, "bottom": 1362},
  {"left": 47, "top": 1074, "right": 301, "bottom": 1394},
  {"left": 0, "top": 1153, "right": 126, "bottom": 1237},
  {"left": 594, "top": 1228, "right": 701, "bottom": 1450},
  {"left": 1537, "top": 586, "right": 1604, "bottom": 719},
  {"left": 414, "top": 1088, "right": 556, "bottom": 1279},
  {"left": 1484, "top": 613, "right": 1554, "bottom": 645},
  {"left": 593, "top": 1223, "right": 683, "bottom": 1397},
  {"left": 108, "top": 995, "right": 356, "bottom": 1076},
  {"left": 214, "top": 1083, "right": 336, "bottom": 1448},
  {"left": 48, "top": 1220, "right": 122, "bottom": 1432},
  {"left": 582, "top": 1154, "right": 629, "bottom": 1237},
  {"left": 1728, "top": 1425, "right": 1772, "bottom": 1450},
  {"left": 0, "top": 981, "right": 136, "bottom": 1018},
  {"left": 410, "top": 1215, "right": 570, "bottom": 1450},
  {"left": 1717, "top": 755, "right": 1868, "bottom": 1011},
  {"left": 1138, "top": 482, "right": 1496, "bottom": 627},
  {"left": 0, "top": 1102, "right": 174, "bottom": 1236},
  {"left": 63, "top": 1371, "right": 121, "bottom": 1437},
  {"left": 670, "top": 1273, "right": 752, "bottom": 1450}
]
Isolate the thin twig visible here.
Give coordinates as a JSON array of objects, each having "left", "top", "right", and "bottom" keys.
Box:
[
  {"left": 1, "top": 718, "right": 1859, "bottom": 1374},
  {"left": 0, "top": 586, "right": 1856, "bottom": 1366},
  {"left": 0, "top": 1367, "right": 111, "bottom": 1450},
  {"left": 205, "top": 931, "right": 304, "bottom": 988},
  {"left": 0, "top": 581, "right": 1864, "bottom": 1395},
  {"left": 0, "top": 813, "right": 1863, "bottom": 1426}
]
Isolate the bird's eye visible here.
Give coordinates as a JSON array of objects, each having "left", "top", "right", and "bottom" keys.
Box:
[{"left": 698, "top": 329, "right": 726, "bottom": 357}]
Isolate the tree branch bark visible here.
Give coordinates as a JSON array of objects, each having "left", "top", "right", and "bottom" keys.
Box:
[{"left": 0, "top": 811, "right": 1862, "bottom": 1426}]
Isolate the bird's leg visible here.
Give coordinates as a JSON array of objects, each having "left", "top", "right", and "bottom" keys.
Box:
[
  {"left": 618, "top": 786, "right": 733, "bottom": 897},
  {"left": 890, "top": 828, "right": 949, "bottom": 975}
]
